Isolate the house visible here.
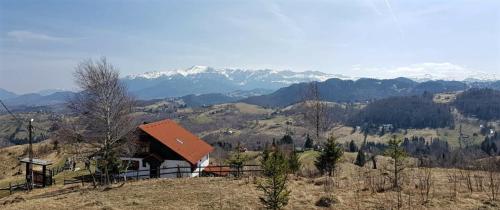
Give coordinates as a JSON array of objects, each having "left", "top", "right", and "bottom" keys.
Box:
[{"left": 121, "top": 119, "right": 213, "bottom": 178}]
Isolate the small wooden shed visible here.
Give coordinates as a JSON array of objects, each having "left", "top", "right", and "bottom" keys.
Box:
[{"left": 20, "top": 158, "right": 53, "bottom": 187}]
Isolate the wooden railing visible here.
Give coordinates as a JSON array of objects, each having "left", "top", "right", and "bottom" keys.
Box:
[
  {"left": 0, "top": 182, "right": 27, "bottom": 195},
  {"left": 63, "top": 164, "right": 262, "bottom": 186}
]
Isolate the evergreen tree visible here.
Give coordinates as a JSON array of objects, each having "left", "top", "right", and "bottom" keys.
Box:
[
  {"left": 227, "top": 142, "right": 247, "bottom": 177},
  {"left": 348, "top": 140, "right": 358, "bottom": 152},
  {"left": 288, "top": 149, "right": 301, "bottom": 174},
  {"left": 262, "top": 143, "right": 271, "bottom": 163},
  {"left": 384, "top": 137, "right": 407, "bottom": 189},
  {"left": 279, "top": 134, "right": 294, "bottom": 145},
  {"left": 304, "top": 134, "right": 314, "bottom": 149},
  {"left": 379, "top": 127, "right": 386, "bottom": 136},
  {"left": 481, "top": 136, "right": 498, "bottom": 156},
  {"left": 354, "top": 150, "right": 366, "bottom": 167},
  {"left": 315, "top": 136, "right": 344, "bottom": 177},
  {"left": 258, "top": 148, "right": 290, "bottom": 210}
]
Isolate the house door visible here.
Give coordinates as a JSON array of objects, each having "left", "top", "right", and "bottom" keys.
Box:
[{"left": 149, "top": 160, "right": 160, "bottom": 178}]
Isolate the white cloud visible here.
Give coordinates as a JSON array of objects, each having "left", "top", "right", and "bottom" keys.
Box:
[
  {"left": 7, "top": 30, "right": 74, "bottom": 42},
  {"left": 352, "top": 62, "right": 497, "bottom": 81},
  {"left": 263, "top": 1, "right": 303, "bottom": 38}
]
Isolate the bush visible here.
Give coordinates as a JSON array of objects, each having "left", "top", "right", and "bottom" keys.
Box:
[{"left": 315, "top": 195, "right": 337, "bottom": 207}]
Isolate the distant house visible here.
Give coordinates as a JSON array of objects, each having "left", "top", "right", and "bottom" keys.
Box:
[{"left": 121, "top": 119, "right": 213, "bottom": 178}]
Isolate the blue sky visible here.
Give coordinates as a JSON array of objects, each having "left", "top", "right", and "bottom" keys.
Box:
[{"left": 0, "top": 0, "right": 499, "bottom": 93}]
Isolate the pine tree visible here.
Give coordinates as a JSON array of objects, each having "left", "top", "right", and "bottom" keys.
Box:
[
  {"left": 258, "top": 148, "right": 290, "bottom": 210},
  {"left": 227, "top": 142, "right": 247, "bottom": 177},
  {"left": 315, "top": 136, "right": 344, "bottom": 177},
  {"left": 304, "top": 134, "right": 314, "bottom": 149},
  {"left": 288, "top": 149, "right": 301, "bottom": 174},
  {"left": 379, "top": 126, "right": 386, "bottom": 136},
  {"left": 385, "top": 137, "right": 407, "bottom": 190},
  {"left": 354, "top": 150, "right": 366, "bottom": 167},
  {"left": 280, "top": 134, "right": 293, "bottom": 145},
  {"left": 348, "top": 140, "right": 358, "bottom": 152},
  {"left": 262, "top": 143, "right": 271, "bottom": 163},
  {"left": 481, "top": 136, "right": 498, "bottom": 156}
]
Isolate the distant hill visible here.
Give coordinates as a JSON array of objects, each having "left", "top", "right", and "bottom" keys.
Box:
[
  {"left": 179, "top": 89, "right": 273, "bottom": 107},
  {"left": 2, "top": 91, "right": 75, "bottom": 106},
  {"left": 0, "top": 88, "right": 17, "bottom": 100},
  {"left": 242, "top": 78, "right": 470, "bottom": 107},
  {"left": 180, "top": 93, "right": 237, "bottom": 107}
]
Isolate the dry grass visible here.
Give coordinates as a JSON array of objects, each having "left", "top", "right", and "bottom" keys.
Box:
[
  {"left": 232, "top": 103, "right": 272, "bottom": 115},
  {"left": 2, "top": 162, "right": 500, "bottom": 210}
]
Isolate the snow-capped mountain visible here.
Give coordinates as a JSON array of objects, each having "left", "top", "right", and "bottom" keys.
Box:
[
  {"left": 125, "top": 65, "right": 349, "bottom": 82},
  {"left": 123, "top": 66, "right": 349, "bottom": 99}
]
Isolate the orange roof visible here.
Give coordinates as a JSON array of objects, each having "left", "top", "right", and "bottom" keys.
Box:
[{"left": 138, "top": 119, "right": 213, "bottom": 165}]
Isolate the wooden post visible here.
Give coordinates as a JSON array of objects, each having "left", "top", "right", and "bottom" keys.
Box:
[
  {"left": 157, "top": 166, "right": 160, "bottom": 178},
  {"left": 42, "top": 165, "right": 46, "bottom": 187},
  {"left": 136, "top": 169, "right": 139, "bottom": 180},
  {"left": 81, "top": 179, "right": 84, "bottom": 186},
  {"left": 9, "top": 182, "right": 11, "bottom": 195},
  {"left": 177, "top": 165, "right": 180, "bottom": 178}
]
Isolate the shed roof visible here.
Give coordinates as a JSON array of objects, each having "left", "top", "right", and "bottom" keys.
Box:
[
  {"left": 138, "top": 119, "right": 213, "bottom": 165},
  {"left": 20, "top": 158, "right": 53, "bottom": 166}
]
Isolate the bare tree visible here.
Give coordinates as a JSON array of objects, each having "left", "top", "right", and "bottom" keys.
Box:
[
  {"left": 484, "top": 157, "right": 500, "bottom": 202},
  {"left": 302, "top": 82, "right": 328, "bottom": 144},
  {"left": 416, "top": 168, "right": 433, "bottom": 205},
  {"left": 68, "top": 57, "right": 136, "bottom": 185}
]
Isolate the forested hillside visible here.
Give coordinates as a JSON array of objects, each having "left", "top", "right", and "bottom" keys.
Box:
[
  {"left": 350, "top": 94, "right": 454, "bottom": 129},
  {"left": 242, "top": 78, "right": 468, "bottom": 107},
  {"left": 453, "top": 88, "right": 500, "bottom": 121}
]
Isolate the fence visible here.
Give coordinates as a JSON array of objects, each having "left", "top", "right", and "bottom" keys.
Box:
[
  {"left": 63, "top": 164, "right": 262, "bottom": 186},
  {"left": 0, "top": 182, "right": 27, "bottom": 195},
  {"left": 50, "top": 165, "right": 66, "bottom": 177}
]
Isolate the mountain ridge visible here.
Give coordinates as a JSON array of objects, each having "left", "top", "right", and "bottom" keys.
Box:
[{"left": 241, "top": 78, "right": 498, "bottom": 107}]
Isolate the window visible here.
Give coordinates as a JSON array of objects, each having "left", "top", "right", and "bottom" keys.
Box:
[{"left": 122, "top": 160, "right": 139, "bottom": 170}]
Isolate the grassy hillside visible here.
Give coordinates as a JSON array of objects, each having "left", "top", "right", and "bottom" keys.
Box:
[{"left": 1, "top": 161, "right": 499, "bottom": 209}]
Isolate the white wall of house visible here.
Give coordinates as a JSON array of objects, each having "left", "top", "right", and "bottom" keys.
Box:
[
  {"left": 120, "top": 157, "right": 150, "bottom": 179},
  {"left": 119, "top": 154, "right": 210, "bottom": 179},
  {"left": 192, "top": 154, "right": 210, "bottom": 177},
  {"left": 159, "top": 159, "right": 192, "bottom": 178}
]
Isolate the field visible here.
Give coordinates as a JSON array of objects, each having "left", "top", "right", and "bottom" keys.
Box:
[{"left": 1, "top": 158, "right": 500, "bottom": 210}]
